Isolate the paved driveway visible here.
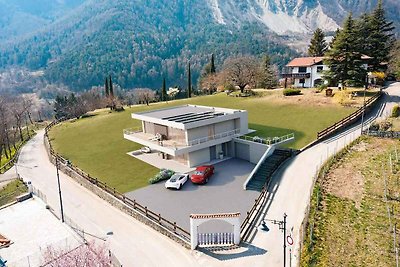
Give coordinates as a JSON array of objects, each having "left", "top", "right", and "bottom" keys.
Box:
[{"left": 125, "top": 158, "right": 259, "bottom": 232}]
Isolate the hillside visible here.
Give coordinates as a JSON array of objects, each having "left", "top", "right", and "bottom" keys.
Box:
[{"left": 0, "top": 0, "right": 398, "bottom": 91}]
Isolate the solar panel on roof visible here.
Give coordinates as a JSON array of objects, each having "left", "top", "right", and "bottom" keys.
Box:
[
  {"left": 169, "top": 112, "right": 214, "bottom": 122},
  {"left": 162, "top": 112, "right": 195, "bottom": 120}
]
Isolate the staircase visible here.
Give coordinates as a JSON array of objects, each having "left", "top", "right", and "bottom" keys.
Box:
[{"left": 245, "top": 149, "right": 293, "bottom": 191}]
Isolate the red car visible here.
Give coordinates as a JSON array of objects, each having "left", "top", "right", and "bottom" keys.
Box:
[{"left": 191, "top": 165, "right": 215, "bottom": 184}]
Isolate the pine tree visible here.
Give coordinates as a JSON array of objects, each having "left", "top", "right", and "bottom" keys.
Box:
[
  {"left": 161, "top": 77, "right": 167, "bottom": 101},
  {"left": 109, "top": 75, "right": 114, "bottom": 98},
  {"left": 187, "top": 62, "right": 192, "bottom": 98},
  {"left": 364, "top": 0, "right": 395, "bottom": 71},
  {"left": 308, "top": 28, "right": 328, "bottom": 57},
  {"left": 324, "top": 14, "right": 367, "bottom": 88},
  {"left": 259, "top": 55, "right": 278, "bottom": 89},
  {"left": 104, "top": 77, "right": 109, "bottom": 97},
  {"left": 210, "top": 54, "right": 216, "bottom": 74}
]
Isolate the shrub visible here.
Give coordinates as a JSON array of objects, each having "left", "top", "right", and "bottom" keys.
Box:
[
  {"left": 392, "top": 105, "right": 399, "bottom": 118},
  {"left": 148, "top": 169, "right": 175, "bottom": 184},
  {"left": 283, "top": 89, "right": 302, "bottom": 96}
]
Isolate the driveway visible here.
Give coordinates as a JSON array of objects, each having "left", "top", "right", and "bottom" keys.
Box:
[{"left": 125, "top": 158, "right": 259, "bottom": 232}]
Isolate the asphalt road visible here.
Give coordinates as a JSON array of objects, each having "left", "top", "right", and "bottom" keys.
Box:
[{"left": 126, "top": 158, "right": 258, "bottom": 232}]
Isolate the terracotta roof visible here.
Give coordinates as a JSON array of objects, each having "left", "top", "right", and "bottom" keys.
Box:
[
  {"left": 190, "top": 212, "right": 240, "bottom": 219},
  {"left": 286, "top": 57, "right": 325, "bottom": 67}
]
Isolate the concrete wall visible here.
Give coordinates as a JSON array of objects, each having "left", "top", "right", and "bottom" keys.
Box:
[
  {"left": 188, "top": 147, "right": 210, "bottom": 167},
  {"left": 214, "top": 120, "right": 235, "bottom": 135},
  {"left": 233, "top": 138, "right": 269, "bottom": 164},
  {"left": 234, "top": 142, "right": 250, "bottom": 162},
  {"left": 187, "top": 126, "right": 210, "bottom": 142}
]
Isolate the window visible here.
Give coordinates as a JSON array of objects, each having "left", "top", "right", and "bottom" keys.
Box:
[
  {"left": 298, "top": 67, "right": 307, "bottom": 73},
  {"left": 299, "top": 78, "right": 306, "bottom": 84},
  {"left": 317, "top": 66, "right": 323, "bottom": 73}
]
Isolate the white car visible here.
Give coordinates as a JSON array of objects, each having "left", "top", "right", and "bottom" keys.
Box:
[
  {"left": 165, "top": 173, "right": 189, "bottom": 190},
  {"left": 140, "top": 146, "right": 152, "bottom": 153}
]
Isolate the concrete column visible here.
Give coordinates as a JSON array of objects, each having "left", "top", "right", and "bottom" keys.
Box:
[
  {"left": 190, "top": 218, "right": 198, "bottom": 250},
  {"left": 233, "top": 217, "right": 240, "bottom": 245}
]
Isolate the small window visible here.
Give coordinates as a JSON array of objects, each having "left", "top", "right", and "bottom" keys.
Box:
[
  {"left": 299, "top": 78, "right": 306, "bottom": 84},
  {"left": 317, "top": 66, "right": 323, "bottom": 73},
  {"left": 298, "top": 67, "right": 307, "bottom": 73}
]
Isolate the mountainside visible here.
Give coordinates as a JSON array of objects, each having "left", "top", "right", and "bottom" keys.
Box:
[{"left": 0, "top": 0, "right": 398, "bottom": 92}]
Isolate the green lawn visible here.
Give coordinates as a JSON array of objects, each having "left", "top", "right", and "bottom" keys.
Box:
[
  {"left": 301, "top": 137, "right": 400, "bottom": 266},
  {"left": 0, "top": 179, "right": 28, "bottom": 207},
  {"left": 50, "top": 93, "right": 356, "bottom": 193}
]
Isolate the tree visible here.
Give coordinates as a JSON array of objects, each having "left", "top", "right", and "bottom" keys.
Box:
[
  {"left": 362, "top": 0, "right": 395, "bottom": 71},
  {"left": 161, "top": 77, "right": 167, "bottom": 101},
  {"left": 222, "top": 56, "right": 259, "bottom": 93},
  {"left": 324, "top": 14, "right": 367, "bottom": 88},
  {"left": 104, "top": 77, "right": 109, "bottom": 97},
  {"left": 134, "top": 88, "right": 156, "bottom": 105},
  {"left": 210, "top": 54, "right": 216, "bottom": 74},
  {"left": 258, "top": 55, "right": 278, "bottom": 89},
  {"left": 308, "top": 28, "right": 328, "bottom": 57},
  {"left": 200, "top": 73, "right": 220, "bottom": 94},
  {"left": 388, "top": 40, "right": 400, "bottom": 79},
  {"left": 41, "top": 241, "right": 110, "bottom": 266},
  {"left": 109, "top": 75, "right": 114, "bottom": 98},
  {"left": 187, "top": 62, "right": 192, "bottom": 98}
]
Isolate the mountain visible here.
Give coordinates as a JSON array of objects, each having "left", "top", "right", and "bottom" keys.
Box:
[{"left": 0, "top": 0, "right": 398, "bottom": 92}]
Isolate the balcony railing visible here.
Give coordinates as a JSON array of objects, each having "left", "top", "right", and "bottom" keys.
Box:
[
  {"left": 188, "top": 129, "right": 241, "bottom": 146},
  {"left": 239, "top": 133, "right": 295, "bottom": 146},
  {"left": 123, "top": 127, "right": 142, "bottom": 135},
  {"left": 281, "top": 73, "right": 311, "bottom": 79}
]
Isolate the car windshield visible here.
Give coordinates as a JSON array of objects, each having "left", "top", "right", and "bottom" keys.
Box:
[
  {"left": 194, "top": 171, "right": 204, "bottom": 175},
  {"left": 169, "top": 174, "right": 181, "bottom": 182}
]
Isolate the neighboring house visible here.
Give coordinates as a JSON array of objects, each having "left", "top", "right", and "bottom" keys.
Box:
[
  {"left": 282, "top": 56, "right": 372, "bottom": 88},
  {"left": 282, "top": 57, "right": 327, "bottom": 88}
]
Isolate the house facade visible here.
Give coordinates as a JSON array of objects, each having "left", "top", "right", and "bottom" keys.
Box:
[
  {"left": 282, "top": 57, "right": 327, "bottom": 88},
  {"left": 123, "top": 105, "right": 252, "bottom": 167}
]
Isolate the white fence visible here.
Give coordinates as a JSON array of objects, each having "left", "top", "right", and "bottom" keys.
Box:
[{"left": 197, "top": 233, "right": 235, "bottom": 247}]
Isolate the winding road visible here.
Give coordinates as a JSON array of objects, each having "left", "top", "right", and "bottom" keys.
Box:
[{"left": 6, "top": 82, "right": 400, "bottom": 266}]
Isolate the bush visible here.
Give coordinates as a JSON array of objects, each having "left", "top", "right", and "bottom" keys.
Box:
[
  {"left": 148, "top": 169, "right": 175, "bottom": 184},
  {"left": 283, "top": 89, "right": 302, "bottom": 96},
  {"left": 392, "top": 105, "right": 399, "bottom": 118}
]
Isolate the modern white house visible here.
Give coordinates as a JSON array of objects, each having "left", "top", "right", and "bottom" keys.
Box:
[
  {"left": 123, "top": 105, "right": 258, "bottom": 168},
  {"left": 282, "top": 56, "right": 327, "bottom": 88}
]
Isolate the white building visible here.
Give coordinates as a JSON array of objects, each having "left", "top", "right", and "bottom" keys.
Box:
[
  {"left": 282, "top": 57, "right": 327, "bottom": 88},
  {"left": 123, "top": 105, "right": 260, "bottom": 167}
]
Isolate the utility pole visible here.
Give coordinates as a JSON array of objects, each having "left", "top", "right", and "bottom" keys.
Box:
[
  {"left": 283, "top": 213, "right": 287, "bottom": 267},
  {"left": 56, "top": 157, "right": 65, "bottom": 223}
]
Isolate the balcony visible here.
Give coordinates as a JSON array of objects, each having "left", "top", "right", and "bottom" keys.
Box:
[
  {"left": 123, "top": 127, "right": 241, "bottom": 156},
  {"left": 281, "top": 73, "right": 311, "bottom": 79},
  {"left": 188, "top": 129, "right": 240, "bottom": 146}
]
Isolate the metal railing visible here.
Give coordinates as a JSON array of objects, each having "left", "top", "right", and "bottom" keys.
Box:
[
  {"left": 239, "top": 133, "right": 295, "bottom": 146},
  {"left": 45, "top": 120, "right": 191, "bottom": 244},
  {"left": 317, "top": 91, "right": 382, "bottom": 140},
  {"left": 188, "top": 129, "right": 241, "bottom": 146},
  {"left": 123, "top": 127, "right": 142, "bottom": 135}
]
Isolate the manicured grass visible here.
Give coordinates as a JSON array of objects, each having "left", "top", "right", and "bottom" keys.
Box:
[
  {"left": 301, "top": 137, "right": 400, "bottom": 266},
  {"left": 50, "top": 93, "right": 356, "bottom": 193},
  {"left": 0, "top": 179, "right": 28, "bottom": 207}
]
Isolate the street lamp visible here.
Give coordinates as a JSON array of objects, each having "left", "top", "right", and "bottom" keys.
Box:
[
  {"left": 259, "top": 213, "right": 288, "bottom": 267},
  {"left": 56, "top": 157, "right": 65, "bottom": 223}
]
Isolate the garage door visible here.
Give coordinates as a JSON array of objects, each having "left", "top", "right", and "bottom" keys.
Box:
[{"left": 235, "top": 142, "right": 250, "bottom": 161}]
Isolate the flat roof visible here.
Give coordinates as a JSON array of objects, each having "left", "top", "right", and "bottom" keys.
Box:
[{"left": 133, "top": 105, "right": 245, "bottom": 126}]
